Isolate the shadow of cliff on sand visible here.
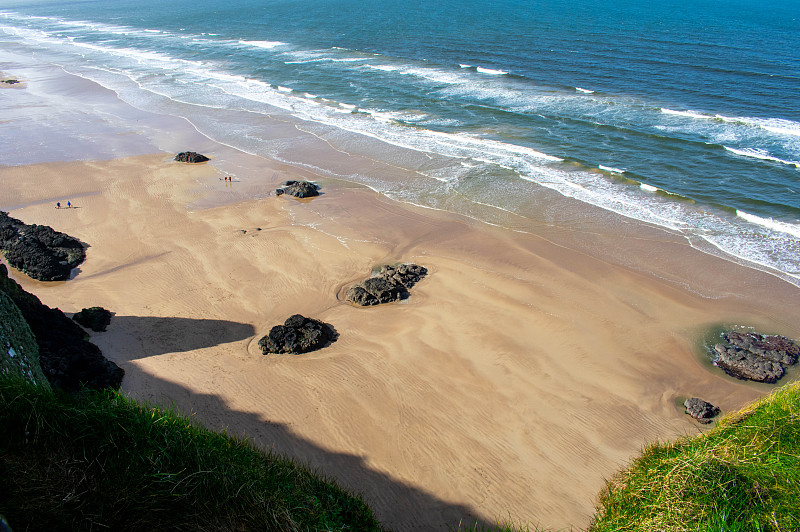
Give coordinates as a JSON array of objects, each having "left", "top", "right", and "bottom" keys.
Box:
[
  {"left": 102, "top": 316, "right": 255, "bottom": 359},
  {"left": 120, "top": 361, "right": 496, "bottom": 531}
]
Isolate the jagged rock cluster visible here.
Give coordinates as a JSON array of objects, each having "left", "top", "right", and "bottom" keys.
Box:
[
  {"left": 0, "top": 211, "right": 86, "bottom": 281},
  {"left": 713, "top": 331, "right": 799, "bottom": 383},
  {"left": 275, "top": 180, "right": 319, "bottom": 198},
  {"left": 346, "top": 264, "right": 427, "bottom": 306},
  {"left": 683, "top": 397, "right": 720, "bottom": 424},
  {"left": 0, "top": 264, "right": 123, "bottom": 391},
  {"left": 258, "top": 314, "right": 337, "bottom": 355},
  {"left": 174, "top": 151, "right": 209, "bottom": 163},
  {"left": 73, "top": 307, "right": 113, "bottom": 332}
]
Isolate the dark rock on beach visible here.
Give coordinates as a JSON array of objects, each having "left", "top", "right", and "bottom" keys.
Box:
[
  {"left": 684, "top": 397, "right": 720, "bottom": 424},
  {"left": 0, "top": 264, "right": 123, "bottom": 391},
  {"left": 0, "top": 211, "right": 86, "bottom": 281},
  {"left": 712, "top": 330, "right": 799, "bottom": 383},
  {"left": 724, "top": 331, "right": 799, "bottom": 365},
  {"left": 73, "top": 307, "right": 113, "bottom": 332},
  {"left": 346, "top": 263, "right": 427, "bottom": 306},
  {"left": 174, "top": 151, "right": 210, "bottom": 163},
  {"left": 275, "top": 180, "right": 319, "bottom": 198},
  {"left": 258, "top": 314, "right": 337, "bottom": 355}
]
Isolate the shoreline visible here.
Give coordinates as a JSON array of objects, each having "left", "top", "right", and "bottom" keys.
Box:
[{"left": 2, "top": 58, "right": 800, "bottom": 530}]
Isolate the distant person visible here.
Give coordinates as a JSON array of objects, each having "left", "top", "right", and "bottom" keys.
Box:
[
  {"left": 67, "top": 201, "right": 71, "bottom": 208},
  {"left": 56, "top": 202, "right": 61, "bottom": 209}
]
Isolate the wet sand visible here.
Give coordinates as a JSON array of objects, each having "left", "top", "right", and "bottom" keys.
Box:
[{"left": 2, "top": 60, "right": 800, "bottom": 530}]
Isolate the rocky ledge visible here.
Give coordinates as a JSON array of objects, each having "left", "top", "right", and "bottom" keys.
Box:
[
  {"left": 275, "top": 180, "right": 319, "bottom": 198},
  {"left": 0, "top": 264, "right": 123, "bottom": 391},
  {"left": 174, "top": 151, "right": 210, "bottom": 163},
  {"left": 713, "top": 331, "right": 799, "bottom": 383},
  {"left": 684, "top": 397, "right": 720, "bottom": 424},
  {"left": 258, "top": 314, "right": 337, "bottom": 355},
  {"left": 73, "top": 307, "right": 113, "bottom": 332},
  {"left": 0, "top": 211, "right": 86, "bottom": 281},
  {"left": 346, "top": 264, "right": 427, "bottom": 306}
]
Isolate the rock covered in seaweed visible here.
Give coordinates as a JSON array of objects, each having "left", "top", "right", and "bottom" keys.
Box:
[
  {"left": 275, "top": 180, "right": 319, "bottom": 198},
  {"left": 174, "top": 151, "right": 209, "bottom": 163},
  {"left": 0, "top": 289, "right": 50, "bottom": 389},
  {"left": 0, "top": 211, "right": 86, "bottom": 281},
  {"left": 258, "top": 314, "right": 337, "bottom": 355},
  {"left": 73, "top": 307, "right": 113, "bottom": 332},
  {"left": 712, "top": 331, "right": 798, "bottom": 383},
  {"left": 346, "top": 264, "right": 427, "bottom": 306},
  {"left": 683, "top": 397, "right": 720, "bottom": 424},
  {"left": 0, "top": 264, "right": 123, "bottom": 391}
]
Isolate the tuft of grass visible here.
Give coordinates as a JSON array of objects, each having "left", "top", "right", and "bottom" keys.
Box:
[
  {"left": 590, "top": 380, "right": 800, "bottom": 532},
  {"left": 0, "top": 377, "right": 384, "bottom": 531}
]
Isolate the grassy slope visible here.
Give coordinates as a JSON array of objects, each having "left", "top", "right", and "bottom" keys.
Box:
[
  {"left": 591, "top": 381, "right": 800, "bottom": 532},
  {"left": 0, "top": 378, "right": 384, "bottom": 531}
]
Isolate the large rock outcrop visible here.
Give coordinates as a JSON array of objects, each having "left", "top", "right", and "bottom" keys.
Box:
[
  {"left": 0, "top": 211, "right": 86, "bottom": 281},
  {"left": 174, "top": 151, "right": 209, "bottom": 163},
  {"left": 0, "top": 264, "right": 123, "bottom": 391},
  {"left": 275, "top": 180, "right": 319, "bottom": 198},
  {"left": 258, "top": 314, "right": 337, "bottom": 355},
  {"left": 346, "top": 264, "right": 427, "bottom": 306},
  {"left": 713, "top": 331, "right": 799, "bottom": 383},
  {"left": 0, "top": 290, "right": 49, "bottom": 389}
]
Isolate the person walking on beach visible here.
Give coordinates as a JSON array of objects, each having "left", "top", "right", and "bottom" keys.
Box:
[
  {"left": 67, "top": 201, "right": 71, "bottom": 208},
  {"left": 56, "top": 202, "right": 61, "bottom": 209}
]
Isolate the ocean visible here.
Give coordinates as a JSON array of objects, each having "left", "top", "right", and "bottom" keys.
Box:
[{"left": 1, "top": 0, "right": 799, "bottom": 285}]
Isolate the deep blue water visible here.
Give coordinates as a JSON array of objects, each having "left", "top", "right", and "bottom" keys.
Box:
[{"left": 1, "top": 0, "right": 799, "bottom": 282}]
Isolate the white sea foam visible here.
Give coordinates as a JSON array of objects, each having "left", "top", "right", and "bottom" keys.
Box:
[
  {"left": 660, "top": 108, "right": 710, "bottom": 120},
  {"left": 640, "top": 183, "right": 659, "bottom": 192},
  {"left": 599, "top": 165, "right": 624, "bottom": 174},
  {"left": 575, "top": 87, "right": 594, "bottom": 94},
  {"left": 339, "top": 103, "right": 356, "bottom": 109},
  {"left": 476, "top": 66, "right": 508, "bottom": 75},
  {"left": 459, "top": 63, "right": 471, "bottom": 68},
  {"left": 238, "top": 39, "right": 287, "bottom": 49},
  {"left": 724, "top": 146, "right": 799, "bottom": 167},
  {"left": 368, "top": 64, "right": 399, "bottom": 72},
  {"left": 736, "top": 210, "right": 800, "bottom": 239}
]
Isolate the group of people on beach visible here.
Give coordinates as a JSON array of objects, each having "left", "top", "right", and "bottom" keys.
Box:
[
  {"left": 55, "top": 201, "right": 71, "bottom": 209},
  {"left": 223, "top": 176, "right": 233, "bottom": 182}
]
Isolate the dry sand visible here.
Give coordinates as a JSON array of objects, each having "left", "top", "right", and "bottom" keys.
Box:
[{"left": 2, "top": 150, "right": 799, "bottom": 530}]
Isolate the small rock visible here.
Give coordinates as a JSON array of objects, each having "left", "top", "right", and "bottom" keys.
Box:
[
  {"left": 72, "top": 307, "right": 113, "bottom": 332},
  {"left": 258, "top": 314, "right": 337, "bottom": 354},
  {"left": 346, "top": 264, "right": 427, "bottom": 306},
  {"left": 174, "top": 151, "right": 210, "bottom": 163},
  {"left": 684, "top": 397, "right": 720, "bottom": 424},
  {"left": 276, "top": 180, "right": 319, "bottom": 198}
]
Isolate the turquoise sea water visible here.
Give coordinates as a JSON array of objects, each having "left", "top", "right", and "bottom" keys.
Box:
[{"left": 1, "top": 0, "right": 799, "bottom": 283}]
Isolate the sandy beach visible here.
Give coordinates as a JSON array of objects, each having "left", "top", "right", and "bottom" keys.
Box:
[{"left": 3, "top": 62, "right": 800, "bottom": 530}]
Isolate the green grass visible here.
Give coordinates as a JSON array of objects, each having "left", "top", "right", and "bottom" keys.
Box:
[
  {"left": 590, "top": 380, "right": 800, "bottom": 532},
  {"left": 0, "top": 377, "right": 384, "bottom": 531}
]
